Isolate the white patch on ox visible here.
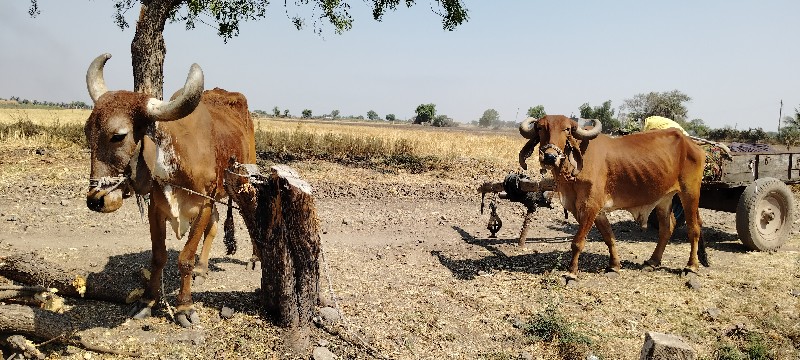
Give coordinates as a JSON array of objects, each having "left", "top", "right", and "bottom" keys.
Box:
[{"left": 163, "top": 185, "right": 192, "bottom": 239}]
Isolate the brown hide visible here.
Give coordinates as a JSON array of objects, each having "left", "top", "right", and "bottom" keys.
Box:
[
  {"left": 519, "top": 115, "right": 707, "bottom": 278},
  {"left": 84, "top": 56, "right": 255, "bottom": 325}
]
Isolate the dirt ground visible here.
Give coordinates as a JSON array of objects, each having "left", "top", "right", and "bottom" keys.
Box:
[{"left": 1, "top": 146, "right": 799, "bottom": 359}]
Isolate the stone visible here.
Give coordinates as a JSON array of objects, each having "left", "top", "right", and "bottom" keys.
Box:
[
  {"left": 312, "top": 346, "right": 336, "bottom": 360},
  {"left": 686, "top": 278, "right": 702, "bottom": 290},
  {"left": 519, "top": 351, "right": 533, "bottom": 360},
  {"left": 705, "top": 308, "right": 721, "bottom": 320},
  {"left": 60, "top": 199, "right": 70, "bottom": 206},
  {"left": 790, "top": 289, "right": 800, "bottom": 297},
  {"left": 318, "top": 306, "right": 341, "bottom": 324},
  {"left": 639, "top": 332, "right": 696, "bottom": 360},
  {"left": 220, "top": 306, "right": 234, "bottom": 319}
]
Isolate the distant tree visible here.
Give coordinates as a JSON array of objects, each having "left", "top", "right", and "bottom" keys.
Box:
[
  {"left": 301, "top": 109, "right": 312, "bottom": 118},
  {"left": 578, "top": 100, "right": 617, "bottom": 133},
  {"left": 385, "top": 113, "right": 396, "bottom": 122},
  {"left": 685, "top": 118, "right": 710, "bottom": 137},
  {"left": 707, "top": 126, "right": 740, "bottom": 142},
  {"left": 367, "top": 110, "right": 379, "bottom": 121},
  {"left": 432, "top": 114, "right": 457, "bottom": 127},
  {"left": 272, "top": 106, "right": 281, "bottom": 117},
  {"left": 283, "top": 109, "right": 290, "bottom": 118},
  {"left": 526, "top": 105, "right": 546, "bottom": 119},
  {"left": 414, "top": 103, "right": 436, "bottom": 124},
  {"left": 622, "top": 90, "right": 691, "bottom": 124},
  {"left": 779, "top": 125, "right": 800, "bottom": 150},
  {"left": 331, "top": 109, "right": 340, "bottom": 119},
  {"left": 479, "top": 109, "right": 499, "bottom": 127}
]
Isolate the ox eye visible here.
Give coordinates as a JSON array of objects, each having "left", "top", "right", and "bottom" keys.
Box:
[{"left": 110, "top": 133, "right": 127, "bottom": 143}]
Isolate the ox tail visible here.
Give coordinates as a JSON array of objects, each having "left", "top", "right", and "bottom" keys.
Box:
[
  {"left": 223, "top": 198, "right": 237, "bottom": 255},
  {"left": 698, "top": 232, "right": 710, "bottom": 267}
]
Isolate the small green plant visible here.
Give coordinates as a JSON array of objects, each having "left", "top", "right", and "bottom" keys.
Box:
[
  {"left": 713, "top": 329, "right": 774, "bottom": 360},
  {"left": 522, "top": 303, "right": 593, "bottom": 360}
]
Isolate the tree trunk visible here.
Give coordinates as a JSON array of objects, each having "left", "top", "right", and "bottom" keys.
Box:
[
  {"left": 131, "top": 0, "right": 182, "bottom": 98},
  {"left": 0, "top": 251, "right": 145, "bottom": 304},
  {"left": 224, "top": 163, "right": 321, "bottom": 352}
]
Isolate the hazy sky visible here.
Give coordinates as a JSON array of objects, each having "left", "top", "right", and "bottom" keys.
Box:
[{"left": 1, "top": 1, "right": 798, "bottom": 131}]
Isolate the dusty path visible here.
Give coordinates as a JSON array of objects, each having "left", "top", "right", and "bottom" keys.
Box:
[{"left": 1, "top": 156, "right": 799, "bottom": 359}]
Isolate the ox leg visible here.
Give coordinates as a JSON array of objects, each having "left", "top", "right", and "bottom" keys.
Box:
[
  {"left": 644, "top": 199, "right": 675, "bottom": 270},
  {"left": 175, "top": 202, "right": 214, "bottom": 327},
  {"left": 566, "top": 209, "right": 599, "bottom": 280},
  {"left": 129, "top": 205, "right": 168, "bottom": 319},
  {"left": 679, "top": 193, "right": 704, "bottom": 273},
  {"left": 193, "top": 205, "right": 219, "bottom": 286},
  {"left": 594, "top": 213, "right": 620, "bottom": 273}
]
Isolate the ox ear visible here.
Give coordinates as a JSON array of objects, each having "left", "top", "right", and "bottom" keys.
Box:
[
  {"left": 145, "top": 63, "right": 205, "bottom": 122},
  {"left": 518, "top": 139, "right": 538, "bottom": 170}
]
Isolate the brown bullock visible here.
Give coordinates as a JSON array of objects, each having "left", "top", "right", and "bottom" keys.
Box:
[
  {"left": 83, "top": 53, "right": 256, "bottom": 327},
  {"left": 518, "top": 115, "right": 708, "bottom": 280}
]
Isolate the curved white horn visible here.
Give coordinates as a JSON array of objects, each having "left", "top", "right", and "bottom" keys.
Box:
[
  {"left": 86, "top": 53, "right": 112, "bottom": 103},
  {"left": 518, "top": 117, "right": 538, "bottom": 139},
  {"left": 145, "top": 63, "right": 204, "bottom": 122},
  {"left": 572, "top": 118, "right": 602, "bottom": 140}
]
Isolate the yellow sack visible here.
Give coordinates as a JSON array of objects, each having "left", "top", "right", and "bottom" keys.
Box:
[{"left": 643, "top": 116, "right": 688, "bottom": 135}]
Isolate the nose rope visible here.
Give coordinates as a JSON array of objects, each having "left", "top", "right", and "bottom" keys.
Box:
[
  {"left": 88, "top": 175, "right": 128, "bottom": 192},
  {"left": 539, "top": 143, "right": 565, "bottom": 161}
]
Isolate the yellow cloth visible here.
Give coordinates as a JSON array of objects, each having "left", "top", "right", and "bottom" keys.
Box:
[{"left": 643, "top": 116, "right": 688, "bottom": 135}]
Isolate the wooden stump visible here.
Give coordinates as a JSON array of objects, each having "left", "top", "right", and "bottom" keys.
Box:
[{"left": 225, "top": 163, "right": 321, "bottom": 351}]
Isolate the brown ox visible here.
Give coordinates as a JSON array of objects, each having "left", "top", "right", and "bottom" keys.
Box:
[
  {"left": 518, "top": 115, "right": 708, "bottom": 280},
  {"left": 83, "top": 53, "right": 256, "bottom": 327}
]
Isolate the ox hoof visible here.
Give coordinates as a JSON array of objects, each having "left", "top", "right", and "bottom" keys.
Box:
[
  {"left": 681, "top": 267, "right": 700, "bottom": 277},
  {"left": 176, "top": 309, "right": 201, "bottom": 328},
  {"left": 128, "top": 302, "right": 153, "bottom": 320},
  {"left": 641, "top": 260, "right": 660, "bottom": 272}
]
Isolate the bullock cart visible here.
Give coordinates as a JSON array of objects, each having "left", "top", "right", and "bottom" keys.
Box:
[{"left": 478, "top": 147, "right": 798, "bottom": 252}]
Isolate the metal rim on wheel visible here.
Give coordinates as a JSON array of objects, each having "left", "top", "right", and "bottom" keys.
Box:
[{"left": 755, "top": 192, "right": 786, "bottom": 241}]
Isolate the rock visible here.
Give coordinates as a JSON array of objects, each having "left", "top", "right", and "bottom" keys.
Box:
[
  {"left": 35, "top": 148, "right": 47, "bottom": 155},
  {"left": 686, "top": 278, "right": 702, "bottom": 290},
  {"left": 705, "top": 308, "right": 721, "bottom": 320},
  {"left": 790, "top": 289, "right": 800, "bottom": 297},
  {"left": 639, "top": 332, "right": 696, "bottom": 360},
  {"left": 312, "top": 346, "right": 336, "bottom": 360},
  {"left": 318, "top": 306, "right": 341, "bottom": 324},
  {"left": 6, "top": 215, "right": 18, "bottom": 222},
  {"left": 317, "top": 339, "right": 330, "bottom": 347},
  {"left": 60, "top": 199, "right": 70, "bottom": 206},
  {"left": 519, "top": 351, "right": 533, "bottom": 360},
  {"left": 220, "top": 306, "right": 234, "bottom": 319}
]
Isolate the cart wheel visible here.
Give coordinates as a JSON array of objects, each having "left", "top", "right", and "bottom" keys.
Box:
[{"left": 736, "top": 177, "right": 796, "bottom": 251}]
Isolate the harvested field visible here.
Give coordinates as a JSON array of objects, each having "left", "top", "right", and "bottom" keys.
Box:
[{"left": 0, "top": 108, "right": 798, "bottom": 359}]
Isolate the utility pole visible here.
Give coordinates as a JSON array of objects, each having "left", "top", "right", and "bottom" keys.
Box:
[{"left": 778, "top": 99, "right": 783, "bottom": 133}]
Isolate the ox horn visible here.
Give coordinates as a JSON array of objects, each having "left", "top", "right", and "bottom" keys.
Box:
[
  {"left": 86, "top": 53, "right": 112, "bottom": 103},
  {"left": 145, "top": 64, "right": 204, "bottom": 122},
  {"left": 518, "top": 117, "right": 538, "bottom": 139},
  {"left": 572, "top": 118, "right": 602, "bottom": 140}
]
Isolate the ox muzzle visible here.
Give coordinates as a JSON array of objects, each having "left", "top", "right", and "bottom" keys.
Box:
[
  {"left": 86, "top": 176, "right": 131, "bottom": 213},
  {"left": 539, "top": 143, "right": 565, "bottom": 168}
]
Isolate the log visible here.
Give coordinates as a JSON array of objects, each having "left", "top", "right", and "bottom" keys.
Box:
[
  {"left": 0, "top": 304, "right": 140, "bottom": 357},
  {"left": 0, "top": 251, "right": 145, "bottom": 304},
  {"left": 225, "top": 163, "right": 321, "bottom": 352}
]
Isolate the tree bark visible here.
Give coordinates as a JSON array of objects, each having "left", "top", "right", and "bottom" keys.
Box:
[
  {"left": 225, "top": 163, "right": 321, "bottom": 352},
  {"left": 131, "top": 0, "right": 182, "bottom": 98}
]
